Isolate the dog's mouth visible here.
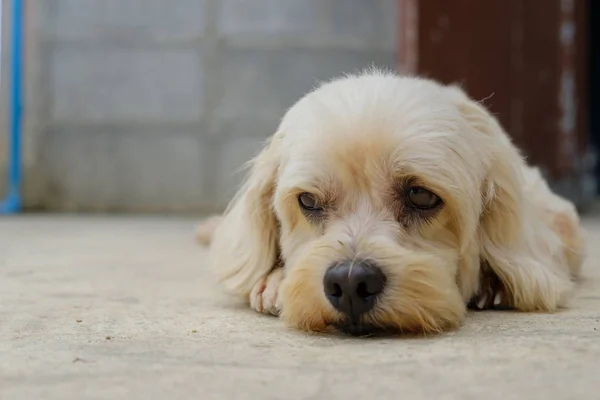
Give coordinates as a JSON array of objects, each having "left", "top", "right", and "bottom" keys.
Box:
[{"left": 335, "top": 322, "right": 392, "bottom": 337}]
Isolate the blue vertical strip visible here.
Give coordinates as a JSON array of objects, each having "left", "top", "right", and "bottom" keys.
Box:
[{"left": 0, "top": 0, "right": 23, "bottom": 214}]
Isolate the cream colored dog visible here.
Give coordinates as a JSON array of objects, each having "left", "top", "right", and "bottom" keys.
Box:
[{"left": 197, "top": 70, "right": 585, "bottom": 336}]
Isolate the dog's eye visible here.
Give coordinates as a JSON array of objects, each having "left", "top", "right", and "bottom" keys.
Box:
[
  {"left": 298, "top": 193, "right": 322, "bottom": 211},
  {"left": 405, "top": 186, "right": 441, "bottom": 209}
]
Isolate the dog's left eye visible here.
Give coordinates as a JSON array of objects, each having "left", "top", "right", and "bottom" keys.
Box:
[
  {"left": 405, "top": 186, "right": 441, "bottom": 209},
  {"left": 298, "top": 193, "right": 322, "bottom": 211}
]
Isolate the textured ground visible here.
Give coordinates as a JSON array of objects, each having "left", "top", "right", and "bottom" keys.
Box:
[{"left": 1, "top": 214, "right": 599, "bottom": 399}]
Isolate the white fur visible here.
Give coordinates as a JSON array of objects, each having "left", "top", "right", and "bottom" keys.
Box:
[{"left": 200, "top": 70, "right": 586, "bottom": 334}]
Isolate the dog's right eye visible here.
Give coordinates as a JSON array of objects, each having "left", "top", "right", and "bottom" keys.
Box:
[{"left": 298, "top": 193, "right": 322, "bottom": 212}]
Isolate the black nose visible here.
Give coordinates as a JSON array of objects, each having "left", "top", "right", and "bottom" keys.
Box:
[{"left": 323, "top": 261, "right": 386, "bottom": 320}]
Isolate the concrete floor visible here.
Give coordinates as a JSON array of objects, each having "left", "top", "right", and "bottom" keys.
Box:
[{"left": 1, "top": 215, "right": 599, "bottom": 400}]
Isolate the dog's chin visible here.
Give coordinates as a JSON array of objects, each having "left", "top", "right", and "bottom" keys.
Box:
[{"left": 334, "top": 320, "right": 395, "bottom": 337}]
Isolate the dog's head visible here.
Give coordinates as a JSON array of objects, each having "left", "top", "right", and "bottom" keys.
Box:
[{"left": 210, "top": 70, "right": 526, "bottom": 335}]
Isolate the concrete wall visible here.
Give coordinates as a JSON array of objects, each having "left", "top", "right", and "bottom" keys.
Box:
[{"left": 0, "top": 0, "right": 398, "bottom": 212}]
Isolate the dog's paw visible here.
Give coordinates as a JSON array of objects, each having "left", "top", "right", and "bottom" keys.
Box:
[
  {"left": 249, "top": 268, "right": 285, "bottom": 316},
  {"left": 194, "top": 215, "right": 222, "bottom": 246},
  {"left": 468, "top": 263, "right": 514, "bottom": 311}
]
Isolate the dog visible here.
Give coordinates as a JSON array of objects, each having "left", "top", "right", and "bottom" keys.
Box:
[{"left": 197, "top": 69, "right": 585, "bottom": 336}]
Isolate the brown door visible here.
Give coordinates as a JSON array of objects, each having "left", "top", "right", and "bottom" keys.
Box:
[{"left": 398, "top": 0, "right": 595, "bottom": 208}]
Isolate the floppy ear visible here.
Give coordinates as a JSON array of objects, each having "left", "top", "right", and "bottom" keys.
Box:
[
  {"left": 209, "top": 133, "right": 283, "bottom": 298},
  {"left": 454, "top": 89, "right": 574, "bottom": 311}
]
